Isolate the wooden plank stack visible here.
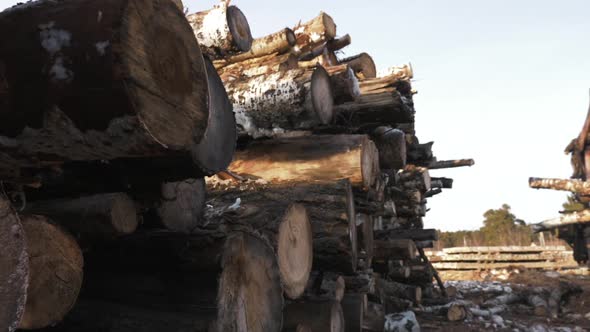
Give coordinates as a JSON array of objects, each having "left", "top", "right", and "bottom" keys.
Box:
[
  {"left": 529, "top": 91, "right": 590, "bottom": 265},
  {"left": 428, "top": 246, "right": 578, "bottom": 270},
  {"left": 0, "top": 0, "right": 473, "bottom": 331}
]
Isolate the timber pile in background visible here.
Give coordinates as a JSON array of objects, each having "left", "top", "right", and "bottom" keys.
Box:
[
  {"left": 427, "top": 246, "right": 578, "bottom": 270},
  {"left": 529, "top": 91, "right": 590, "bottom": 266},
  {"left": 0, "top": 0, "right": 474, "bottom": 331}
]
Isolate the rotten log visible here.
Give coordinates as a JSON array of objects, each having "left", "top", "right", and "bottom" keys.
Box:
[
  {"left": 214, "top": 27, "right": 296, "bottom": 66},
  {"left": 0, "top": 198, "right": 28, "bottom": 332},
  {"left": 431, "top": 177, "right": 453, "bottom": 189},
  {"left": 283, "top": 300, "right": 344, "bottom": 332},
  {"left": 187, "top": 3, "right": 253, "bottom": 57},
  {"left": 396, "top": 165, "right": 432, "bottom": 193},
  {"left": 428, "top": 159, "right": 475, "bottom": 169},
  {"left": 157, "top": 178, "right": 206, "bottom": 233},
  {"left": 81, "top": 230, "right": 284, "bottom": 332},
  {"left": 19, "top": 215, "right": 83, "bottom": 330},
  {"left": 339, "top": 53, "right": 376, "bottom": 79},
  {"left": 328, "top": 34, "right": 351, "bottom": 52},
  {"left": 375, "top": 228, "right": 438, "bottom": 242},
  {"left": 292, "top": 12, "right": 337, "bottom": 55},
  {"left": 191, "top": 57, "right": 236, "bottom": 175},
  {"left": 224, "top": 66, "right": 334, "bottom": 137},
  {"left": 371, "top": 127, "right": 406, "bottom": 170},
  {"left": 432, "top": 261, "right": 577, "bottom": 270},
  {"left": 407, "top": 142, "right": 434, "bottom": 164},
  {"left": 0, "top": 0, "right": 209, "bottom": 177},
  {"left": 229, "top": 135, "right": 379, "bottom": 189},
  {"left": 532, "top": 210, "right": 590, "bottom": 232},
  {"left": 25, "top": 192, "right": 138, "bottom": 245},
  {"left": 529, "top": 177, "right": 590, "bottom": 195}
]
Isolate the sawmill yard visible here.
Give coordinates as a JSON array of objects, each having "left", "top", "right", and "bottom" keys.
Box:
[{"left": 1, "top": 0, "right": 590, "bottom": 332}]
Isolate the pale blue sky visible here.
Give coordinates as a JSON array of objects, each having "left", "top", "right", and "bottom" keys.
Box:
[{"left": 3, "top": 0, "right": 589, "bottom": 231}]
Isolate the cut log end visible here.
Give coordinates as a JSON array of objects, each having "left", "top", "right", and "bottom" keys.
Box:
[
  {"left": 227, "top": 5, "right": 253, "bottom": 52},
  {"left": 191, "top": 57, "right": 237, "bottom": 175},
  {"left": 19, "top": 215, "right": 83, "bottom": 330},
  {"left": 109, "top": 194, "right": 139, "bottom": 235},
  {"left": 321, "top": 12, "right": 337, "bottom": 40},
  {"left": 217, "top": 232, "right": 283, "bottom": 332},
  {"left": 158, "top": 178, "right": 206, "bottom": 233},
  {"left": 122, "top": 0, "right": 209, "bottom": 148},
  {"left": 340, "top": 53, "right": 377, "bottom": 79},
  {"left": 278, "top": 203, "right": 314, "bottom": 299},
  {"left": 0, "top": 199, "right": 28, "bottom": 332},
  {"left": 361, "top": 137, "right": 380, "bottom": 189},
  {"left": 373, "top": 127, "right": 406, "bottom": 170},
  {"left": 286, "top": 28, "right": 297, "bottom": 47},
  {"left": 311, "top": 66, "right": 334, "bottom": 124}
]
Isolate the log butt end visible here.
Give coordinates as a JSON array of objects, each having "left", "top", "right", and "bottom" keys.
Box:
[
  {"left": 19, "top": 215, "right": 83, "bottom": 330},
  {"left": 227, "top": 5, "right": 253, "bottom": 52},
  {"left": 361, "top": 138, "right": 380, "bottom": 189},
  {"left": 0, "top": 199, "right": 28, "bottom": 332},
  {"left": 278, "top": 204, "right": 313, "bottom": 299},
  {"left": 217, "top": 232, "right": 283, "bottom": 332},
  {"left": 311, "top": 66, "right": 334, "bottom": 125}
]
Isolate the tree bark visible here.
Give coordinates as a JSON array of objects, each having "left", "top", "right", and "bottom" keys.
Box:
[
  {"left": 0, "top": 198, "right": 28, "bottom": 332},
  {"left": 283, "top": 300, "right": 344, "bottom": 332},
  {"left": 214, "top": 27, "right": 296, "bottom": 65},
  {"left": 292, "top": 12, "right": 337, "bottom": 55},
  {"left": 187, "top": 3, "right": 253, "bottom": 57},
  {"left": 339, "top": 53, "right": 376, "bottom": 79},
  {"left": 532, "top": 210, "right": 590, "bottom": 232},
  {"left": 191, "top": 57, "right": 237, "bottom": 175},
  {"left": 529, "top": 177, "right": 590, "bottom": 195},
  {"left": 371, "top": 127, "right": 406, "bottom": 170},
  {"left": 157, "top": 178, "right": 206, "bottom": 233},
  {"left": 428, "top": 159, "right": 475, "bottom": 169},
  {"left": 0, "top": 0, "right": 209, "bottom": 176},
  {"left": 229, "top": 135, "right": 380, "bottom": 189},
  {"left": 25, "top": 192, "right": 138, "bottom": 245},
  {"left": 328, "top": 34, "right": 351, "bottom": 52},
  {"left": 407, "top": 141, "right": 434, "bottom": 165},
  {"left": 18, "top": 215, "right": 83, "bottom": 330},
  {"left": 224, "top": 66, "right": 334, "bottom": 137}
]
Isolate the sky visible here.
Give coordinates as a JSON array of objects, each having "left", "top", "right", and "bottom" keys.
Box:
[{"left": 2, "top": 0, "right": 589, "bottom": 231}]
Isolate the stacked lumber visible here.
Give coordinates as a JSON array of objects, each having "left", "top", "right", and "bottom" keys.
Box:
[
  {"left": 529, "top": 91, "right": 590, "bottom": 265},
  {"left": 428, "top": 246, "right": 578, "bottom": 270},
  {"left": 0, "top": 0, "right": 474, "bottom": 331}
]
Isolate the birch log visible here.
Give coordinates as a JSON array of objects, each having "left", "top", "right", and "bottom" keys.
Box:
[
  {"left": 214, "top": 27, "right": 296, "bottom": 66},
  {"left": 532, "top": 209, "right": 590, "bottom": 232},
  {"left": 0, "top": 198, "right": 28, "bottom": 332},
  {"left": 217, "top": 53, "right": 298, "bottom": 80},
  {"left": 529, "top": 177, "right": 590, "bottom": 195},
  {"left": 292, "top": 12, "right": 337, "bottom": 54},
  {"left": 0, "top": 0, "right": 209, "bottom": 176},
  {"left": 224, "top": 66, "right": 334, "bottom": 137},
  {"left": 187, "top": 3, "right": 253, "bottom": 56},
  {"left": 229, "top": 135, "right": 379, "bottom": 189}
]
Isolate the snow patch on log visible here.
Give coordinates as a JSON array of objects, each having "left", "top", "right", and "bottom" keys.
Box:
[{"left": 384, "top": 311, "right": 420, "bottom": 332}]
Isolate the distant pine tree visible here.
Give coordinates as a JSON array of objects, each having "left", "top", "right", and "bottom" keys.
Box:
[{"left": 562, "top": 194, "right": 585, "bottom": 212}]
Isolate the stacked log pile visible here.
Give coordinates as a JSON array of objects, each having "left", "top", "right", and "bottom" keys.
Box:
[
  {"left": 529, "top": 91, "right": 590, "bottom": 265},
  {"left": 0, "top": 0, "right": 474, "bottom": 331},
  {"left": 428, "top": 246, "right": 578, "bottom": 270}
]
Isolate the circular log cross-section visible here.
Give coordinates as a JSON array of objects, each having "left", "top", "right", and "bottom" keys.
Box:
[
  {"left": 0, "top": 198, "right": 28, "bottom": 332},
  {"left": 293, "top": 11, "right": 337, "bottom": 54},
  {"left": 339, "top": 53, "right": 377, "bottom": 79},
  {"left": 0, "top": 0, "right": 209, "bottom": 153},
  {"left": 19, "top": 215, "right": 84, "bottom": 330},
  {"left": 227, "top": 6, "right": 252, "bottom": 52},
  {"left": 216, "top": 232, "right": 283, "bottom": 332},
  {"left": 311, "top": 65, "right": 334, "bottom": 125},
  {"left": 283, "top": 301, "right": 344, "bottom": 332},
  {"left": 278, "top": 203, "right": 314, "bottom": 299},
  {"left": 372, "top": 127, "right": 406, "bottom": 170},
  {"left": 191, "top": 57, "right": 236, "bottom": 175},
  {"left": 157, "top": 178, "right": 206, "bottom": 233}
]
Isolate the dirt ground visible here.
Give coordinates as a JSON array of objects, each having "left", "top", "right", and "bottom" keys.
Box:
[{"left": 416, "top": 268, "right": 590, "bottom": 332}]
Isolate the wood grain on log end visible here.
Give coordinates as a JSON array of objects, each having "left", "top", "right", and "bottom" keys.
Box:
[
  {"left": 19, "top": 215, "right": 83, "bottom": 330},
  {"left": 311, "top": 65, "right": 334, "bottom": 124},
  {"left": 0, "top": 199, "right": 28, "bottom": 332},
  {"left": 373, "top": 127, "right": 406, "bottom": 170},
  {"left": 217, "top": 232, "right": 283, "bottom": 332},
  {"left": 361, "top": 136, "right": 380, "bottom": 189},
  {"left": 278, "top": 203, "right": 313, "bottom": 299},
  {"left": 192, "top": 57, "right": 236, "bottom": 175},
  {"left": 227, "top": 5, "right": 253, "bottom": 52},
  {"left": 158, "top": 178, "right": 206, "bottom": 233}
]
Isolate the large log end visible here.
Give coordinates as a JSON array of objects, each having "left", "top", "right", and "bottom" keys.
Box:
[{"left": 227, "top": 5, "right": 253, "bottom": 52}]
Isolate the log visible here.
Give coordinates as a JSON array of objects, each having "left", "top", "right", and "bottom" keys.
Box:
[
  {"left": 25, "top": 192, "right": 138, "bottom": 244},
  {"left": 527, "top": 294, "right": 549, "bottom": 317},
  {"left": 432, "top": 261, "right": 577, "bottom": 270},
  {"left": 442, "top": 246, "right": 567, "bottom": 254},
  {"left": 225, "top": 66, "right": 334, "bottom": 137},
  {"left": 214, "top": 27, "right": 296, "bottom": 65},
  {"left": 431, "top": 177, "right": 453, "bottom": 189},
  {"left": 375, "top": 228, "right": 438, "bottom": 242},
  {"left": 420, "top": 303, "right": 467, "bottom": 322},
  {"left": 371, "top": 127, "right": 406, "bottom": 170},
  {"left": 341, "top": 293, "right": 365, "bottom": 332},
  {"left": 292, "top": 12, "right": 337, "bottom": 54},
  {"left": 359, "top": 71, "right": 412, "bottom": 96},
  {"left": 0, "top": 0, "right": 209, "bottom": 175},
  {"left": 383, "top": 311, "right": 420, "bottom": 332},
  {"left": 19, "top": 215, "right": 83, "bottom": 330},
  {"left": 218, "top": 53, "right": 298, "bottom": 79},
  {"left": 82, "top": 230, "right": 284, "bottom": 332},
  {"left": 0, "top": 198, "right": 28, "bottom": 332},
  {"left": 339, "top": 53, "right": 376, "bottom": 79},
  {"left": 191, "top": 57, "right": 236, "bottom": 175},
  {"left": 374, "top": 239, "right": 417, "bottom": 260},
  {"left": 407, "top": 142, "right": 434, "bottom": 164},
  {"left": 283, "top": 300, "right": 344, "bottom": 332},
  {"left": 388, "top": 266, "right": 411, "bottom": 280},
  {"left": 187, "top": 3, "right": 253, "bottom": 56},
  {"left": 532, "top": 210, "right": 590, "bottom": 232},
  {"left": 342, "top": 273, "right": 375, "bottom": 294},
  {"left": 313, "top": 235, "right": 358, "bottom": 274},
  {"left": 328, "top": 64, "right": 360, "bottom": 104},
  {"left": 229, "top": 135, "right": 379, "bottom": 189},
  {"left": 327, "top": 34, "right": 351, "bottom": 52},
  {"left": 305, "top": 272, "right": 345, "bottom": 302},
  {"left": 428, "top": 159, "right": 475, "bottom": 169},
  {"left": 529, "top": 177, "right": 590, "bottom": 195},
  {"left": 157, "top": 178, "right": 206, "bottom": 233},
  {"left": 375, "top": 278, "right": 422, "bottom": 304},
  {"left": 332, "top": 91, "right": 414, "bottom": 130}
]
